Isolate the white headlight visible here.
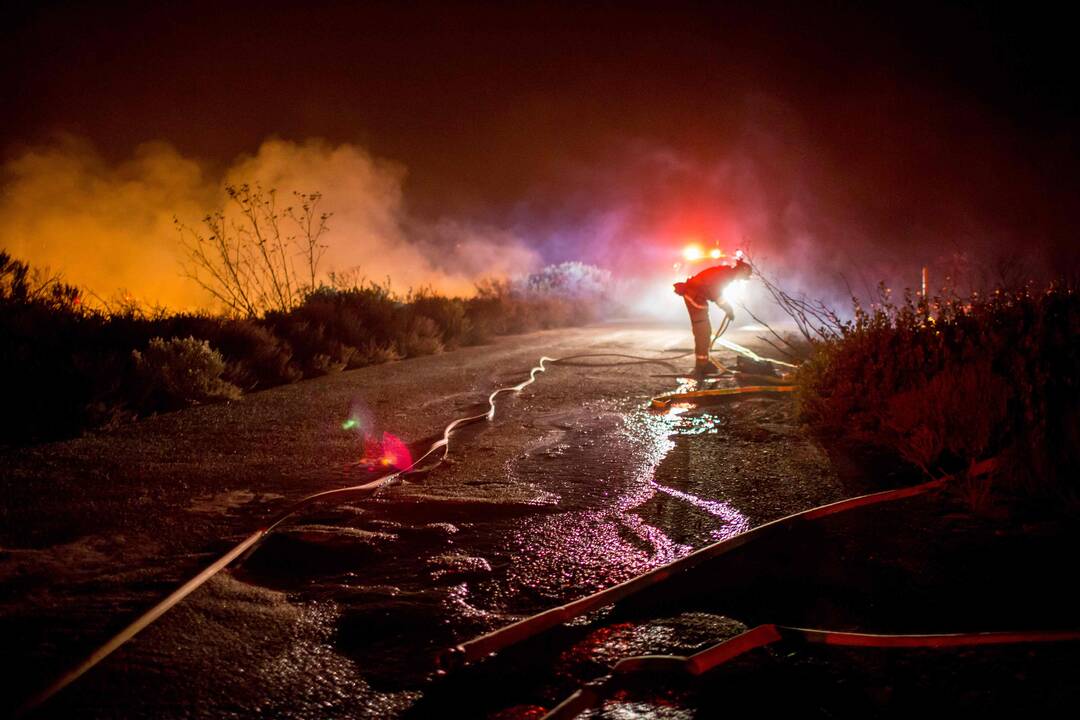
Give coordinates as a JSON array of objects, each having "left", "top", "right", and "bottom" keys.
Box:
[{"left": 722, "top": 279, "right": 748, "bottom": 305}]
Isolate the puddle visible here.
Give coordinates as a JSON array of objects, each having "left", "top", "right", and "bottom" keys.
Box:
[{"left": 229, "top": 393, "right": 778, "bottom": 716}]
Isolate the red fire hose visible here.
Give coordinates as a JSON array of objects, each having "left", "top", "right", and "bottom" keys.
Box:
[
  {"left": 16, "top": 338, "right": 828, "bottom": 714},
  {"left": 543, "top": 624, "right": 1080, "bottom": 719},
  {"left": 440, "top": 466, "right": 983, "bottom": 669},
  {"left": 16, "top": 355, "right": 566, "bottom": 715},
  {"left": 18, "top": 345, "right": 702, "bottom": 715}
]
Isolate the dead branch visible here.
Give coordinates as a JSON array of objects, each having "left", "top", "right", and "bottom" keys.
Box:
[{"left": 175, "top": 183, "right": 331, "bottom": 316}]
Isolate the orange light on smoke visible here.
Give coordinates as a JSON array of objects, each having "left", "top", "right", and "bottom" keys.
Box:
[{"left": 709, "top": 248, "right": 722, "bottom": 259}]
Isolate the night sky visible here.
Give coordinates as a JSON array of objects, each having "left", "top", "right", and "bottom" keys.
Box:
[{"left": 3, "top": 0, "right": 1077, "bottom": 299}]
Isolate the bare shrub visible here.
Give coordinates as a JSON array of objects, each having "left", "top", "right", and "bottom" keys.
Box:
[
  {"left": 408, "top": 289, "right": 471, "bottom": 349},
  {"left": 799, "top": 282, "right": 1079, "bottom": 509},
  {"left": 352, "top": 341, "right": 403, "bottom": 367},
  {"left": 176, "top": 184, "right": 331, "bottom": 316},
  {"left": 132, "top": 336, "right": 241, "bottom": 411},
  {"left": 397, "top": 315, "right": 444, "bottom": 358}
]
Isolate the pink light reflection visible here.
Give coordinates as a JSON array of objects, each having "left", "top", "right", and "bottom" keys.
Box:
[{"left": 377, "top": 432, "right": 412, "bottom": 469}]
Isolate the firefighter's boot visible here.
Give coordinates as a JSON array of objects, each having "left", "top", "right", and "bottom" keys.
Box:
[{"left": 693, "top": 356, "right": 720, "bottom": 376}]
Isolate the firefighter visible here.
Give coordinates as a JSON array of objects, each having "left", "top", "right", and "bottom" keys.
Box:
[{"left": 673, "top": 258, "right": 752, "bottom": 375}]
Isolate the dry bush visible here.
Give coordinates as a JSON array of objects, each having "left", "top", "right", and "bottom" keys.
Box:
[
  {"left": 351, "top": 340, "right": 403, "bottom": 367},
  {"left": 798, "top": 283, "right": 1079, "bottom": 508},
  {"left": 464, "top": 265, "right": 606, "bottom": 342},
  {"left": 315, "top": 280, "right": 401, "bottom": 348},
  {"left": 131, "top": 336, "right": 241, "bottom": 411},
  {"left": 265, "top": 314, "right": 355, "bottom": 377},
  {"left": 158, "top": 315, "right": 302, "bottom": 389},
  {"left": 2, "top": 250, "right": 607, "bottom": 444},
  {"left": 880, "top": 358, "right": 1009, "bottom": 473},
  {"left": 407, "top": 289, "right": 471, "bottom": 349},
  {"left": 396, "top": 315, "right": 444, "bottom": 358}
]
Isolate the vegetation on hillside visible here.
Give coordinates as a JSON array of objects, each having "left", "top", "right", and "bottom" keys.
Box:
[
  {"left": 1, "top": 249, "right": 611, "bottom": 445},
  {"left": 795, "top": 282, "right": 1079, "bottom": 510}
]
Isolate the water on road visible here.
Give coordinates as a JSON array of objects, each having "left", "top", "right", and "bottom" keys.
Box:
[{"left": 2, "top": 325, "right": 846, "bottom": 717}]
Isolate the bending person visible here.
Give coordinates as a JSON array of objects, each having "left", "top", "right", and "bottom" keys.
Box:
[{"left": 673, "top": 258, "right": 751, "bottom": 375}]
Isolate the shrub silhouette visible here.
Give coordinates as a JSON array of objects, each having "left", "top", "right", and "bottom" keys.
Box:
[
  {"left": 2, "top": 250, "right": 609, "bottom": 444},
  {"left": 799, "top": 284, "right": 1079, "bottom": 508},
  {"left": 131, "top": 337, "right": 242, "bottom": 411}
]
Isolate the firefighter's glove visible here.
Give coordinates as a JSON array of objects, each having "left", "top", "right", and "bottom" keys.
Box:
[{"left": 717, "top": 300, "right": 735, "bottom": 322}]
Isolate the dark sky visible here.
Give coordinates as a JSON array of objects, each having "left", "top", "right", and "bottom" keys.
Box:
[{"left": 3, "top": 0, "right": 1078, "bottom": 283}]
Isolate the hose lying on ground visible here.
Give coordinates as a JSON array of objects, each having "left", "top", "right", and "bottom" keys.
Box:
[
  {"left": 18, "top": 355, "right": 561, "bottom": 715},
  {"left": 440, "top": 458, "right": 996, "bottom": 668},
  {"left": 715, "top": 336, "right": 798, "bottom": 368},
  {"left": 20, "top": 323, "right": 787, "bottom": 714},
  {"left": 543, "top": 624, "right": 1080, "bottom": 720},
  {"left": 18, "top": 343, "right": 712, "bottom": 715},
  {"left": 650, "top": 385, "right": 796, "bottom": 408}
]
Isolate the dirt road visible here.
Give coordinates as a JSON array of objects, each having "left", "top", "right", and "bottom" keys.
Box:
[{"left": 1, "top": 322, "right": 848, "bottom": 717}]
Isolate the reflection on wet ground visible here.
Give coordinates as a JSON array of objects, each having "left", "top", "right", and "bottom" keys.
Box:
[
  {"left": 234, "top": 380, "right": 770, "bottom": 712},
  {"left": 0, "top": 329, "right": 854, "bottom": 718}
]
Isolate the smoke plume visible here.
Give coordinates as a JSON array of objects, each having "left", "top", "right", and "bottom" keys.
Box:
[{"left": 0, "top": 137, "right": 541, "bottom": 311}]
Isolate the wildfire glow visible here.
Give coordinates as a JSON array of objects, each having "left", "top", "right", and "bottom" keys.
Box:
[{"left": 0, "top": 139, "right": 542, "bottom": 311}]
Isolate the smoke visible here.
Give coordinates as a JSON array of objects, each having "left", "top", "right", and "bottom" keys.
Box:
[
  {"left": 0, "top": 137, "right": 214, "bottom": 308},
  {"left": 0, "top": 137, "right": 541, "bottom": 310},
  {"left": 3, "top": 96, "right": 1069, "bottom": 323},
  {"left": 507, "top": 91, "right": 1071, "bottom": 323}
]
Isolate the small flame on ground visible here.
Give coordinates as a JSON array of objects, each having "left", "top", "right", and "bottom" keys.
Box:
[
  {"left": 341, "top": 402, "right": 410, "bottom": 470},
  {"left": 360, "top": 431, "right": 412, "bottom": 470},
  {"left": 378, "top": 432, "right": 412, "bottom": 469}
]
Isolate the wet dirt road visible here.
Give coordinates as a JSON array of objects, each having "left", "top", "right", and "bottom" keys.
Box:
[{"left": 0, "top": 322, "right": 850, "bottom": 717}]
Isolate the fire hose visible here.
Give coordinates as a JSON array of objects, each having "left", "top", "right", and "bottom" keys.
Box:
[
  {"left": 427, "top": 455, "right": 1080, "bottom": 717},
  {"left": 17, "top": 355, "right": 563, "bottom": 714},
  {"left": 438, "top": 469, "right": 975, "bottom": 669},
  {"left": 18, "top": 318, "right": 782, "bottom": 714},
  {"left": 650, "top": 385, "right": 796, "bottom": 408},
  {"left": 543, "top": 624, "right": 1080, "bottom": 720},
  {"left": 17, "top": 342, "right": 723, "bottom": 715}
]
